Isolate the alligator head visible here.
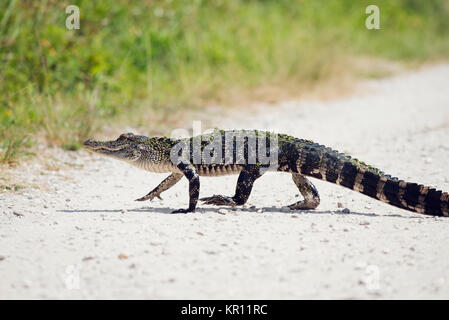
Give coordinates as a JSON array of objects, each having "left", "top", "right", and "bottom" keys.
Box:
[{"left": 83, "top": 133, "right": 142, "bottom": 162}]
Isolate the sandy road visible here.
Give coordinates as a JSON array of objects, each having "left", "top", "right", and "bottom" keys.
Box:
[{"left": 1, "top": 63, "right": 449, "bottom": 299}]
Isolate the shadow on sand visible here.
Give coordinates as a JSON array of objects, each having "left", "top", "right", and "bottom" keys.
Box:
[{"left": 58, "top": 206, "right": 421, "bottom": 219}]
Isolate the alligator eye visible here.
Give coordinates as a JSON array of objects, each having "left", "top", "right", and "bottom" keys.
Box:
[{"left": 119, "top": 133, "right": 134, "bottom": 140}]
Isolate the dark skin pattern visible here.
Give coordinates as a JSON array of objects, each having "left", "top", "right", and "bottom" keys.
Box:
[{"left": 84, "top": 130, "right": 449, "bottom": 216}]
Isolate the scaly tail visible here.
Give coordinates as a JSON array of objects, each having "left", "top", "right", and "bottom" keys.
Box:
[{"left": 294, "top": 140, "right": 449, "bottom": 217}]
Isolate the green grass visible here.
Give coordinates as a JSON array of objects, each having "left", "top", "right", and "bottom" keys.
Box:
[{"left": 1, "top": 0, "right": 449, "bottom": 163}]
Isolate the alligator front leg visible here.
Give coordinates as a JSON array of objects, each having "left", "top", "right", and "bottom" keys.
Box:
[
  {"left": 135, "top": 172, "right": 183, "bottom": 201},
  {"left": 201, "top": 165, "right": 262, "bottom": 206},
  {"left": 172, "top": 163, "right": 200, "bottom": 213}
]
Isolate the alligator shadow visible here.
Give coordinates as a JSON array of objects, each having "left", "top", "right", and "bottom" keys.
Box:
[{"left": 58, "top": 206, "right": 420, "bottom": 219}]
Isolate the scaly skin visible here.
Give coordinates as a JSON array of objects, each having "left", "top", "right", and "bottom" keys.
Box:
[{"left": 84, "top": 130, "right": 449, "bottom": 216}]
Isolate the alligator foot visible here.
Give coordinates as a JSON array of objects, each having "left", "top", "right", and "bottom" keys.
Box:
[
  {"left": 200, "top": 195, "right": 238, "bottom": 206},
  {"left": 135, "top": 193, "right": 162, "bottom": 202}
]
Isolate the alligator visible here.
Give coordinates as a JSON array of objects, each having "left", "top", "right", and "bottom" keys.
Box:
[{"left": 83, "top": 129, "right": 449, "bottom": 216}]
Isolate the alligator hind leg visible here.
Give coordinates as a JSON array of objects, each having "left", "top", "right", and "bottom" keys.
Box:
[
  {"left": 200, "top": 165, "right": 262, "bottom": 206},
  {"left": 288, "top": 173, "right": 320, "bottom": 210}
]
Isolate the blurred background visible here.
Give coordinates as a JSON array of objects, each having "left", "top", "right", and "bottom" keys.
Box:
[{"left": 1, "top": 0, "right": 449, "bottom": 163}]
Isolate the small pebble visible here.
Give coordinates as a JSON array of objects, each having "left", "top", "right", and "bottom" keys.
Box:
[
  {"left": 118, "top": 253, "right": 128, "bottom": 260},
  {"left": 82, "top": 256, "right": 94, "bottom": 262}
]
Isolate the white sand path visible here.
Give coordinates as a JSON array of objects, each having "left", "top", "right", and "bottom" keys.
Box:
[{"left": 1, "top": 63, "right": 449, "bottom": 299}]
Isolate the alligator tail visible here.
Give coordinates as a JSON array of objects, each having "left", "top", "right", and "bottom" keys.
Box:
[{"left": 295, "top": 141, "right": 449, "bottom": 216}]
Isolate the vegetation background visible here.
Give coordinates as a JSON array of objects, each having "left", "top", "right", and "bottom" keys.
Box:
[{"left": 1, "top": 0, "right": 449, "bottom": 163}]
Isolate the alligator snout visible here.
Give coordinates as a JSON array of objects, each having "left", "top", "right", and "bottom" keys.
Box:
[{"left": 83, "top": 139, "right": 98, "bottom": 150}]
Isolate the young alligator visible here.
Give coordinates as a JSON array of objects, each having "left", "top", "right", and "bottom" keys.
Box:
[{"left": 83, "top": 130, "right": 449, "bottom": 216}]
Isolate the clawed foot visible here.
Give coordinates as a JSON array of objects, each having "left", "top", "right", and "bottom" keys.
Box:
[
  {"left": 288, "top": 199, "right": 319, "bottom": 210},
  {"left": 171, "top": 208, "right": 194, "bottom": 214},
  {"left": 135, "top": 193, "right": 163, "bottom": 202},
  {"left": 200, "top": 195, "right": 237, "bottom": 206}
]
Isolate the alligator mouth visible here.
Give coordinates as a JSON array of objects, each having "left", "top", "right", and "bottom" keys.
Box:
[{"left": 83, "top": 140, "right": 127, "bottom": 152}]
